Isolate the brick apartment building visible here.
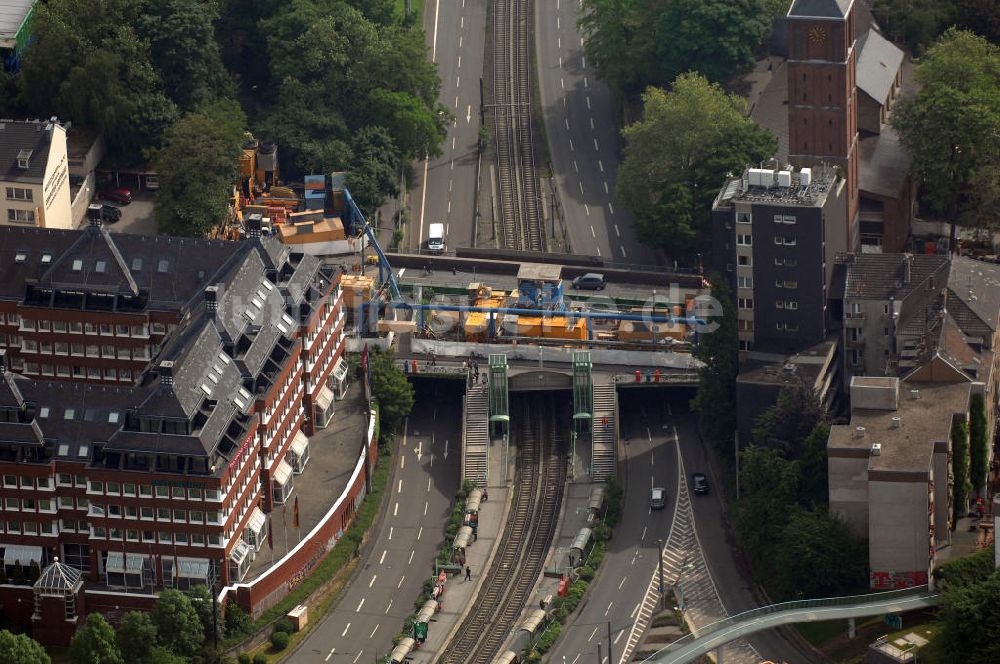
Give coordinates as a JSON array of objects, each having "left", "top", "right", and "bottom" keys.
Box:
[{"left": 0, "top": 219, "right": 347, "bottom": 605}]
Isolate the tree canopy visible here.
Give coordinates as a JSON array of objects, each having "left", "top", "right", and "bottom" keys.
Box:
[
  {"left": 0, "top": 630, "right": 50, "bottom": 664},
  {"left": 690, "top": 275, "right": 739, "bottom": 460},
  {"left": 873, "top": 0, "right": 1000, "bottom": 52},
  {"left": 117, "top": 611, "right": 158, "bottom": 664},
  {"left": 619, "top": 74, "right": 776, "bottom": 253},
  {"left": 892, "top": 29, "right": 1000, "bottom": 238},
  {"left": 751, "top": 379, "right": 823, "bottom": 459},
  {"left": 580, "top": 0, "right": 787, "bottom": 96},
  {"left": 149, "top": 589, "right": 205, "bottom": 658},
  {"left": 938, "top": 565, "right": 1000, "bottom": 663},
  {"left": 70, "top": 613, "right": 124, "bottom": 664},
  {"left": 369, "top": 346, "right": 415, "bottom": 437}
]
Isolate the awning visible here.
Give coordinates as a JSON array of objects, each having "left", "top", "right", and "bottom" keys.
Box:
[
  {"left": 416, "top": 599, "right": 438, "bottom": 623},
  {"left": 465, "top": 489, "right": 482, "bottom": 514},
  {"left": 332, "top": 357, "right": 348, "bottom": 382},
  {"left": 230, "top": 539, "right": 252, "bottom": 565},
  {"left": 454, "top": 525, "right": 473, "bottom": 549},
  {"left": 390, "top": 637, "right": 415, "bottom": 663},
  {"left": 177, "top": 557, "right": 210, "bottom": 579},
  {"left": 4, "top": 545, "right": 42, "bottom": 565},
  {"left": 106, "top": 552, "right": 148, "bottom": 574},
  {"left": 519, "top": 608, "right": 547, "bottom": 635},
  {"left": 315, "top": 385, "right": 335, "bottom": 411},
  {"left": 272, "top": 459, "right": 293, "bottom": 486},
  {"left": 248, "top": 507, "right": 267, "bottom": 536},
  {"left": 290, "top": 430, "right": 309, "bottom": 457}
]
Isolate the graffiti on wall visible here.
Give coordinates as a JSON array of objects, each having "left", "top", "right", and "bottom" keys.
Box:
[{"left": 870, "top": 570, "right": 928, "bottom": 590}]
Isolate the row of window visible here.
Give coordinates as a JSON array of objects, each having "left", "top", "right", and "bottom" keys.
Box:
[
  {"left": 90, "top": 526, "right": 223, "bottom": 547},
  {"left": 735, "top": 213, "right": 798, "bottom": 225},
  {"left": 775, "top": 322, "right": 800, "bottom": 332},
  {"left": 6, "top": 209, "right": 35, "bottom": 224},
  {"left": 86, "top": 479, "right": 221, "bottom": 501},
  {"left": 88, "top": 503, "right": 221, "bottom": 524},
  {"left": 5, "top": 187, "right": 32, "bottom": 202},
  {"left": 775, "top": 300, "right": 799, "bottom": 310},
  {"left": 1, "top": 497, "right": 55, "bottom": 512},
  {"left": 17, "top": 361, "right": 134, "bottom": 382},
  {"left": 19, "top": 339, "right": 152, "bottom": 359},
  {"left": 14, "top": 318, "right": 160, "bottom": 337}
]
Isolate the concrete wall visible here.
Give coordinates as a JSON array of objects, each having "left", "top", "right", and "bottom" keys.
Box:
[
  {"left": 868, "top": 479, "right": 930, "bottom": 586},
  {"left": 41, "top": 125, "right": 72, "bottom": 229},
  {"left": 932, "top": 450, "right": 950, "bottom": 545},
  {"left": 829, "top": 454, "right": 870, "bottom": 538},
  {"left": 850, "top": 377, "right": 899, "bottom": 410}
]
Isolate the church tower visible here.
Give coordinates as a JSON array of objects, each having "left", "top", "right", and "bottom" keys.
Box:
[{"left": 786, "top": 0, "right": 859, "bottom": 249}]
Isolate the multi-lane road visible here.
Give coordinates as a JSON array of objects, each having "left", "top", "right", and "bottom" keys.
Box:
[
  {"left": 289, "top": 382, "right": 463, "bottom": 663},
  {"left": 535, "top": 0, "right": 656, "bottom": 265},
  {"left": 412, "top": 0, "right": 487, "bottom": 254}
]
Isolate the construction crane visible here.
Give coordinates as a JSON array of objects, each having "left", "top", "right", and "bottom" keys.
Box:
[{"left": 342, "top": 188, "right": 402, "bottom": 303}]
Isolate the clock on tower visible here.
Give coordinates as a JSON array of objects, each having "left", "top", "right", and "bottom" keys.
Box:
[{"left": 808, "top": 25, "right": 827, "bottom": 45}]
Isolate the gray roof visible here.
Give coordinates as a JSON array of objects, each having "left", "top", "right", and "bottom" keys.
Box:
[
  {"left": 788, "top": 0, "right": 852, "bottom": 18},
  {"left": 843, "top": 254, "right": 948, "bottom": 300},
  {"left": 0, "top": 119, "right": 56, "bottom": 184},
  {"left": 858, "top": 125, "right": 910, "bottom": 198},
  {"left": 947, "top": 257, "right": 1000, "bottom": 335},
  {"left": 0, "top": 1, "right": 35, "bottom": 44},
  {"left": 856, "top": 28, "right": 904, "bottom": 103}
]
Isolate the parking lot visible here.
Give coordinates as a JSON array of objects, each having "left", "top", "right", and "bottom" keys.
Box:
[{"left": 100, "top": 190, "right": 157, "bottom": 235}]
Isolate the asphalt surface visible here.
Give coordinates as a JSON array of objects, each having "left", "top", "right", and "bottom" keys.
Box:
[
  {"left": 549, "top": 390, "right": 805, "bottom": 664},
  {"left": 535, "top": 0, "right": 656, "bottom": 266},
  {"left": 288, "top": 381, "right": 463, "bottom": 663},
  {"left": 412, "top": 0, "right": 487, "bottom": 254}
]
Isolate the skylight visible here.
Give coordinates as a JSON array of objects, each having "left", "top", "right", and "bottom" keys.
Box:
[
  {"left": 58, "top": 444, "right": 69, "bottom": 456},
  {"left": 64, "top": 408, "right": 75, "bottom": 420},
  {"left": 201, "top": 384, "right": 213, "bottom": 396},
  {"left": 39, "top": 407, "right": 49, "bottom": 419},
  {"left": 78, "top": 445, "right": 89, "bottom": 458},
  {"left": 132, "top": 258, "right": 143, "bottom": 271},
  {"left": 95, "top": 260, "right": 107, "bottom": 274},
  {"left": 157, "top": 259, "right": 169, "bottom": 273},
  {"left": 72, "top": 259, "right": 83, "bottom": 271},
  {"left": 41, "top": 252, "right": 52, "bottom": 264},
  {"left": 108, "top": 411, "right": 120, "bottom": 424},
  {"left": 233, "top": 396, "right": 246, "bottom": 409},
  {"left": 218, "top": 353, "right": 230, "bottom": 365},
  {"left": 14, "top": 251, "right": 26, "bottom": 262},
  {"left": 260, "top": 280, "right": 274, "bottom": 291}
]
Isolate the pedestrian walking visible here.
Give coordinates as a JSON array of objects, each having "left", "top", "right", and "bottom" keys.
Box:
[
  {"left": 482, "top": 489, "right": 488, "bottom": 502},
  {"left": 465, "top": 565, "right": 472, "bottom": 581}
]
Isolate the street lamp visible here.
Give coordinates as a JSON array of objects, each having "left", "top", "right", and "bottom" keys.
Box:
[{"left": 656, "top": 539, "right": 666, "bottom": 611}]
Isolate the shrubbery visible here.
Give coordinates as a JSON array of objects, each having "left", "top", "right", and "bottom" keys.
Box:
[{"left": 270, "top": 631, "right": 290, "bottom": 651}]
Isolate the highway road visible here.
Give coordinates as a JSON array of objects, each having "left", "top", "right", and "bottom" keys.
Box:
[
  {"left": 550, "top": 391, "right": 806, "bottom": 664},
  {"left": 412, "top": 0, "right": 486, "bottom": 254},
  {"left": 289, "top": 382, "right": 463, "bottom": 663},
  {"left": 535, "top": 0, "right": 657, "bottom": 266}
]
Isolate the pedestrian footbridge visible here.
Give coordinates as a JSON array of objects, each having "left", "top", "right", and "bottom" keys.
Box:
[{"left": 641, "top": 586, "right": 940, "bottom": 664}]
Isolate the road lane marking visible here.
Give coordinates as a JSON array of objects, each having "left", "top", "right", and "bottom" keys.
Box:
[
  {"left": 588, "top": 626, "right": 598, "bottom": 642},
  {"left": 417, "top": 526, "right": 423, "bottom": 540},
  {"left": 431, "top": 0, "right": 441, "bottom": 61},
  {"left": 598, "top": 159, "right": 604, "bottom": 172},
  {"left": 596, "top": 245, "right": 602, "bottom": 256},
  {"left": 621, "top": 245, "right": 627, "bottom": 258},
  {"left": 584, "top": 76, "right": 589, "bottom": 88},
  {"left": 353, "top": 651, "right": 364, "bottom": 664},
  {"left": 590, "top": 117, "right": 595, "bottom": 129},
  {"left": 398, "top": 480, "right": 403, "bottom": 493},
  {"left": 557, "top": 16, "right": 560, "bottom": 29},
  {"left": 587, "top": 96, "right": 591, "bottom": 109},
  {"left": 614, "top": 223, "right": 620, "bottom": 237},
  {"left": 427, "top": 478, "right": 432, "bottom": 491},
  {"left": 590, "top": 226, "right": 596, "bottom": 238},
  {"left": 573, "top": 160, "right": 579, "bottom": 172},
  {"left": 326, "top": 647, "right": 336, "bottom": 662},
  {"left": 369, "top": 574, "right": 377, "bottom": 588},
  {"left": 559, "top": 56, "right": 563, "bottom": 68},
  {"left": 615, "top": 629, "right": 625, "bottom": 645},
  {"left": 609, "top": 202, "right": 615, "bottom": 215},
  {"left": 641, "top": 526, "right": 647, "bottom": 540},
  {"left": 459, "top": 35, "right": 463, "bottom": 48},
  {"left": 389, "top": 527, "right": 394, "bottom": 540},
  {"left": 603, "top": 181, "right": 609, "bottom": 194},
  {"left": 584, "top": 204, "right": 590, "bottom": 216},
  {"left": 594, "top": 138, "right": 599, "bottom": 151},
  {"left": 569, "top": 139, "right": 574, "bottom": 151},
  {"left": 456, "top": 75, "right": 460, "bottom": 88},
  {"left": 647, "top": 427, "right": 652, "bottom": 441},
  {"left": 380, "top": 550, "right": 387, "bottom": 564},
  {"left": 398, "top": 576, "right": 405, "bottom": 589},
  {"left": 342, "top": 623, "right": 351, "bottom": 637},
  {"left": 582, "top": 55, "right": 587, "bottom": 69},
  {"left": 631, "top": 602, "right": 641, "bottom": 618},
  {"left": 401, "top": 456, "right": 405, "bottom": 469},
  {"left": 457, "top": 55, "right": 461, "bottom": 69},
  {"left": 605, "top": 601, "right": 614, "bottom": 616},
  {"left": 385, "top": 601, "right": 392, "bottom": 614},
  {"left": 619, "top": 576, "right": 628, "bottom": 590},
  {"left": 572, "top": 655, "right": 580, "bottom": 664},
  {"left": 558, "top": 37, "right": 561, "bottom": 49},
  {"left": 561, "top": 77, "right": 565, "bottom": 90},
  {"left": 565, "top": 118, "right": 570, "bottom": 130},
  {"left": 579, "top": 182, "right": 585, "bottom": 194},
  {"left": 424, "top": 501, "right": 429, "bottom": 515},
  {"left": 370, "top": 624, "right": 379, "bottom": 639},
  {"left": 409, "top": 550, "right": 415, "bottom": 564},
  {"left": 394, "top": 503, "right": 399, "bottom": 516},
  {"left": 356, "top": 598, "right": 365, "bottom": 612},
  {"left": 651, "top": 452, "right": 654, "bottom": 466}
]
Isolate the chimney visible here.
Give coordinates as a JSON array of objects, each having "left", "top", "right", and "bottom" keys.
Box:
[
  {"left": 871, "top": 443, "right": 882, "bottom": 456},
  {"left": 159, "top": 361, "right": 175, "bottom": 386},
  {"left": 904, "top": 254, "right": 912, "bottom": 284},
  {"left": 910, "top": 389, "right": 920, "bottom": 400},
  {"left": 891, "top": 416, "right": 901, "bottom": 429},
  {"left": 205, "top": 285, "right": 219, "bottom": 312},
  {"left": 247, "top": 214, "right": 263, "bottom": 240},
  {"left": 855, "top": 426, "right": 866, "bottom": 439}
]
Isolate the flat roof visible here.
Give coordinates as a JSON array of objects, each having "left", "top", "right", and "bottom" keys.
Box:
[{"left": 517, "top": 263, "right": 562, "bottom": 282}]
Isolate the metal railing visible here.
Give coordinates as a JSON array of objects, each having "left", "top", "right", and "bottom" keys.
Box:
[{"left": 639, "top": 585, "right": 938, "bottom": 662}]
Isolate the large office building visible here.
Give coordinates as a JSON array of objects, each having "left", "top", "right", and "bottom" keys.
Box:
[{"left": 0, "top": 219, "right": 348, "bottom": 600}]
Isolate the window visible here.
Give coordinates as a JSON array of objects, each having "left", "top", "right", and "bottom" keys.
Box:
[
  {"left": 158, "top": 531, "right": 171, "bottom": 543},
  {"left": 7, "top": 209, "right": 35, "bottom": 224},
  {"left": 88, "top": 480, "right": 102, "bottom": 493},
  {"left": 173, "top": 510, "right": 186, "bottom": 522},
  {"left": 58, "top": 473, "right": 72, "bottom": 486},
  {"left": 108, "top": 505, "right": 121, "bottom": 517},
  {"left": 131, "top": 257, "right": 143, "bottom": 271},
  {"left": 191, "top": 510, "right": 204, "bottom": 523},
  {"left": 140, "top": 485, "right": 153, "bottom": 497},
  {"left": 99, "top": 324, "right": 112, "bottom": 336},
  {"left": 774, "top": 214, "right": 797, "bottom": 225},
  {"left": 736, "top": 212, "right": 751, "bottom": 224},
  {"left": 738, "top": 276, "right": 753, "bottom": 289},
  {"left": 125, "top": 505, "right": 137, "bottom": 518},
  {"left": 736, "top": 234, "right": 752, "bottom": 246},
  {"left": 141, "top": 507, "right": 154, "bottom": 519},
  {"left": 192, "top": 533, "right": 205, "bottom": 546},
  {"left": 737, "top": 298, "right": 754, "bottom": 309},
  {"left": 127, "top": 529, "right": 139, "bottom": 541},
  {"left": 71, "top": 259, "right": 83, "bottom": 271},
  {"left": 773, "top": 236, "right": 797, "bottom": 246},
  {"left": 156, "top": 485, "right": 169, "bottom": 498},
  {"left": 124, "top": 483, "right": 135, "bottom": 496},
  {"left": 157, "top": 259, "right": 169, "bottom": 273},
  {"left": 6, "top": 187, "right": 32, "bottom": 201},
  {"left": 172, "top": 487, "right": 186, "bottom": 499},
  {"left": 737, "top": 255, "right": 752, "bottom": 267},
  {"left": 69, "top": 321, "right": 82, "bottom": 333},
  {"left": 157, "top": 508, "right": 171, "bottom": 520}
]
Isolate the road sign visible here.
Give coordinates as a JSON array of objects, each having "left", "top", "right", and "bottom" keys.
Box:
[
  {"left": 414, "top": 621, "right": 428, "bottom": 642},
  {"left": 885, "top": 613, "right": 903, "bottom": 630}
]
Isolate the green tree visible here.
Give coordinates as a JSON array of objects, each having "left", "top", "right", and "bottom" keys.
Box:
[
  {"left": 872, "top": 0, "right": 955, "bottom": 51},
  {"left": 619, "top": 75, "right": 776, "bottom": 253},
  {"left": 117, "top": 611, "right": 157, "bottom": 664},
  {"left": 654, "top": 0, "right": 773, "bottom": 85},
  {"left": 770, "top": 509, "right": 868, "bottom": 599},
  {"left": 797, "top": 422, "right": 830, "bottom": 509},
  {"left": 186, "top": 584, "right": 221, "bottom": 645},
  {"left": 369, "top": 347, "right": 415, "bottom": 437},
  {"left": 154, "top": 99, "right": 247, "bottom": 237},
  {"left": 969, "top": 394, "right": 989, "bottom": 495},
  {"left": 690, "top": 276, "right": 739, "bottom": 460},
  {"left": 138, "top": 0, "right": 233, "bottom": 111},
  {"left": 150, "top": 589, "right": 205, "bottom": 657},
  {"left": 952, "top": 416, "right": 971, "bottom": 525},
  {"left": 0, "top": 630, "right": 51, "bottom": 664},
  {"left": 224, "top": 602, "right": 253, "bottom": 638},
  {"left": 578, "top": 0, "right": 652, "bottom": 96},
  {"left": 70, "top": 613, "right": 124, "bottom": 664},
  {"left": 346, "top": 127, "right": 401, "bottom": 214},
  {"left": 892, "top": 30, "right": 1000, "bottom": 245},
  {"left": 751, "top": 380, "right": 823, "bottom": 459},
  {"left": 938, "top": 569, "right": 1000, "bottom": 664},
  {"left": 732, "top": 446, "right": 800, "bottom": 569}
]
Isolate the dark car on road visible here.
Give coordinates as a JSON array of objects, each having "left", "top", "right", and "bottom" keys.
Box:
[
  {"left": 99, "top": 187, "right": 133, "bottom": 205},
  {"left": 692, "top": 473, "right": 709, "bottom": 495},
  {"left": 87, "top": 203, "right": 122, "bottom": 224},
  {"left": 572, "top": 273, "right": 606, "bottom": 291}
]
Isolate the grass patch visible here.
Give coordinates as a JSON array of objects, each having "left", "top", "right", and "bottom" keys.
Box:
[{"left": 795, "top": 620, "right": 847, "bottom": 647}]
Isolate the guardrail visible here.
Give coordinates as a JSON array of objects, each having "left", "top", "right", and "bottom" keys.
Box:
[{"left": 639, "top": 586, "right": 939, "bottom": 664}]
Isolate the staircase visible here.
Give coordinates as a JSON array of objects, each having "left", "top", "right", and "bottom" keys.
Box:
[
  {"left": 591, "top": 383, "right": 618, "bottom": 480},
  {"left": 462, "top": 384, "right": 490, "bottom": 486}
]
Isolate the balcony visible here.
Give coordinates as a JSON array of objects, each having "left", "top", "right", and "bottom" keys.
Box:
[
  {"left": 846, "top": 338, "right": 865, "bottom": 349},
  {"left": 844, "top": 311, "right": 865, "bottom": 326}
]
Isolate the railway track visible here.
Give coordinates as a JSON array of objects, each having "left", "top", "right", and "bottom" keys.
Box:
[
  {"left": 438, "top": 397, "right": 565, "bottom": 664},
  {"left": 492, "top": 0, "right": 545, "bottom": 251}
]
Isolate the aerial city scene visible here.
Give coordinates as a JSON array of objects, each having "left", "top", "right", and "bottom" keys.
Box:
[{"left": 0, "top": 0, "right": 998, "bottom": 663}]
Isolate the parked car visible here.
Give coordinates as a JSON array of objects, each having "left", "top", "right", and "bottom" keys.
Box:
[
  {"left": 572, "top": 272, "right": 606, "bottom": 291},
  {"left": 99, "top": 187, "right": 133, "bottom": 205},
  {"left": 87, "top": 203, "right": 121, "bottom": 224},
  {"left": 692, "top": 473, "right": 709, "bottom": 495},
  {"left": 650, "top": 487, "right": 667, "bottom": 509}
]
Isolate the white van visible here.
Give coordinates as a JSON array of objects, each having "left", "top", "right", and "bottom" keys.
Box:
[{"left": 427, "top": 223, "right": 446, "bottom": 253}]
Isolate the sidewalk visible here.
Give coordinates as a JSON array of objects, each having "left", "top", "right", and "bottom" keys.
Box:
[{"left": 538, "top": 483, "right": 599, "bottom": 600}]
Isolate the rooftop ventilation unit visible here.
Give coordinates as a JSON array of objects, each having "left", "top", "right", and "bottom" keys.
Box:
[
  {"left": 777, "top": 170, "right": 793, "bottom": 187},
  {"left": 910, "top": 389, "right": 920, "bottom": 400},
  {"left": 871, "top": 443, "right": 882, "bottom": 456},
  {"left": 799, "top": 167, "right": 812, "bottom": 186},
  {"left": 855, "top": 426, "right": 866, "bottom": 439},
  {"left": 891, "top": 416, "right": 901, "bottom": 429}
]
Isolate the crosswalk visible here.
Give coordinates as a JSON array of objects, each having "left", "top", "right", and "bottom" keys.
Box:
[{"left": 618, "top": 427, "right": 759, "bottom": 664}]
